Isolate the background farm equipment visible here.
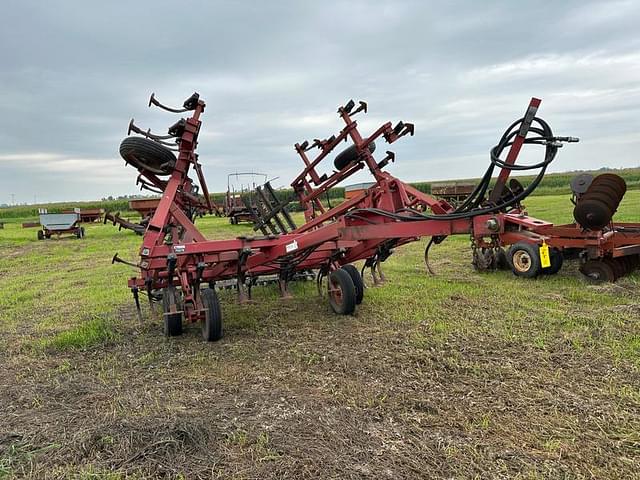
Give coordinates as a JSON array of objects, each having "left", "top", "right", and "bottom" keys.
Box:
[
  {"left": 114, "top": 92, "right": 638, "bottom": 342},
  {"left": 430, "top": 182, "right": 475, "bottom": 206},
  {"left": 224, "top": 172, "right": 267, "bottom": 225},
  {"left": 105, "top": 195, "right": 215, "bottom": 236},
  {"left": 104, "top": 211, "right": 147, "bottom": 235},
  {"left": 104, "top": 198, "right": 161, "bottom": 235},
  {"left": 62, "top": 208, "right": 104, "bottom": 223},
  {"left": 344, "top": 182, "right": 375, "bottom": 200},
  {"left": 37, "top": 209, "right": 84, "bottom": 240}
]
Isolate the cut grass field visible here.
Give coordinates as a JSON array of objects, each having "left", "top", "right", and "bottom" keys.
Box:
[{"left": 1, "top": 191, "right": 639, "bottom": 478}]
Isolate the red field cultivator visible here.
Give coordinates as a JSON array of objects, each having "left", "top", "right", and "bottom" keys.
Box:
[{"left": 114, "top": 93, "right": 640, "bottom": 341}]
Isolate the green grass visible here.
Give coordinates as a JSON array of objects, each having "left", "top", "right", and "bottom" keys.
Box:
[
  {"left": 1, "top": 191, "right": 638, "bottom": 360},
  {"left": 39, "top": 316, "right": 118, "bottom": 351},
  {"left": 1, "top": 190, "right": 639, "bottom": 477}
]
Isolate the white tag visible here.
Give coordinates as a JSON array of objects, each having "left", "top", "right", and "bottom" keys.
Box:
[
  {"left": 174, "top": 245, "right": 186, "bottom": 253},
  {"left": 285, "top": 240, "right": 298, "bottom": 253}
]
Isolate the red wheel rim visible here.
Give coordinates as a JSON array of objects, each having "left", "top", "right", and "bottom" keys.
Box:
[{"left": 329, "top": 278, "right": 343, "bottom": 306}]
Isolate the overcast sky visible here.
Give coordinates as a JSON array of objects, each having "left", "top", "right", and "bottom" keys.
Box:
[{"left": 1, "top": 1, "right": 639, "bottom": 203}]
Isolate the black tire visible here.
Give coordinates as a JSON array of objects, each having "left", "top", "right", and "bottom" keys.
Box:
[
  {"left": 542, "top": 248, "right": 563, "bottom": 275},
  {"left": 119, "top": 136, "right": 177, "bottom": 176},
  {"left": 507, "top": 242, "right": 542, "bottom": 278},
  {"left": 37, "top": 230, "right": 44, "bottom": 241},
  {"left": 76, "top": 227, "right": 85, "bottom": 239},
  {"left": 341, "top": 264, "right": 364, "bottom": 305},
  {"left": 334, "top": 142, "right": 376, "bottom": 170},
  {"left": 495, "top": 247, "right": 510, "bottom": 270},
  {"left": 328, "top": 269, "right": 357, "bottom": 315},
  {"left": 162, "top": 286, "right": 183, "bottom": 336},
  {"left": 201, "top": 288, "right": 223, "bottom": 342}
]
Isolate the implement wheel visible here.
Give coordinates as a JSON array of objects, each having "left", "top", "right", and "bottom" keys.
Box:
[
  {"left": 328, "top": 269, "right": 357, "bottom": 315},
  {"left": 333, "top": 142, "right": 376, "bottom": 170},
  {"left": 37, "top": 230, "right": 44, "bottom": 241},
  {"left": 507, "top": 242, "right": 542, "bottom": 278},
  {"left": 119, "top": 136, "right": 177, "bottom": 176},
  {"left": 201, "top": 288, "right": 223, "bottom": 342},
  {"left": 162, "top": 286, "right": 183, "bottom": 336},
  {"left": 341, "top": 264, "right": 364, "bottom": 305},
  {"left": 542, "top": 248, "right": 563, "bottom": 275},
  {"left": 495, "top": 247, "right": 510, "bottom": 271}
]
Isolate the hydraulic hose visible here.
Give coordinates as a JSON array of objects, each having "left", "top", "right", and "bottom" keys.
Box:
[{"left": 345, "top": 114, "right": 572, "bottom": 223}]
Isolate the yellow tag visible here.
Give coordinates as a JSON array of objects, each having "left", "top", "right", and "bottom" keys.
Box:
[{"left": 539, "top": 242, "right": 551, "bottom": 268}]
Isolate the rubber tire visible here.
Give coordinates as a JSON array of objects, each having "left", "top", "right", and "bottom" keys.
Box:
[
  {"left": 333, "top": 142, "right": 376, "bottom": 170},
  {"left": 119, "top": 136, "right": 177, "bottom": 176},
  {"left": 341, "top": 264, "right": 364, "bottom": 305},
  {"left": 76, "top": 227, "right": 85, "bottom": 239},
  {"left": 507, "top": 242, "right": 542, "bottom": 278},
  {"left": 328, "top": 269, "right": 357, "bottom": 315},
  {"left": 495, "top": 248, "right": 510, "bottom": 271},
  {"left": 162, "top": 286, "right": 183, "bottom": 336},
  {"left": 37, "top": 230, "right": 44, "bottom": 241},
  {"left": 201, "top": 288, "right": 223, "bottom": 342},
  {"left": 542, "top": 248, "right": 563, "bottom": 275}
]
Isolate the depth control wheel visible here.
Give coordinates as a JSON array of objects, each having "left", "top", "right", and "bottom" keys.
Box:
[
  {"left": 507, "top": 242, "right": 542, "bottom": 278},
  {"left": 341, "top": 264, "right": 364, "bottom": 305},
  {"left": 328, "top": 269, "right": 357, "bottom": 315},
  {"left": 201, "top": 288, "right": 223, "bottom": 342},
  {"left": 162, "top": 286, "right": 183, "bottom": 336},
  {"left": 542, "top": 248, "right": 563, "bottom": 275},
  {"left": 495, "top": 247, "right": 510, "bottom": 271}
]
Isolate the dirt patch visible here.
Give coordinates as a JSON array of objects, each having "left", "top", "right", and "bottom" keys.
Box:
[
  {"left": 2, "top": 305, "right": 639, "bottom": 478},
  {"left": 0, "top": 244, "right": 38, "bottom": 260}
]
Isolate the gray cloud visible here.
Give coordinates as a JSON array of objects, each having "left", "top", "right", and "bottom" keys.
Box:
[{"left": 1, "top": 0, "right": 639, "bottom": 202}]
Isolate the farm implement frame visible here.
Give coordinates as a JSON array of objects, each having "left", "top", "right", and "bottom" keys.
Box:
[{"left": 116, "top": 93, "right": 640, "bottom": 341}]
